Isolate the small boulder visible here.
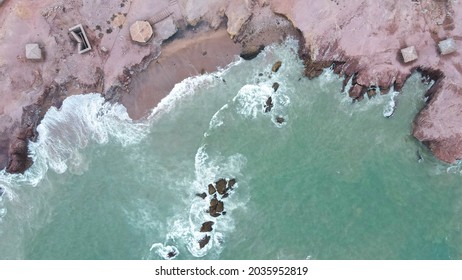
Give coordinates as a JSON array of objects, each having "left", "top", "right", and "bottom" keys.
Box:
[
  {"left": 210, "top": 212, "right": 221, "bottom": 218},
  {"left": 199, "top": 235, "right": 211, "bottom": 249},
  {"left": 348, "top": 84, "right": 365, "bottom": 100},
  {"left": 208, "top": 184, "right": 216, "bottom": 195},
  {"left": 228, "top": 178, "right": 236, "bottom": 189},
  {"left": 272, "top": 61, "right": 282, "bottom": 72},
  {"left": 216, "top": 201, "right": 224, "bottom": 213},
  {"left": 200, "top": 221, "right": 214, "bottom": 232},
  {"left": 367, "top": 88, "right": 377, "bottom": 98},
  {"left": 210, "top": 198, "right": 218, "bottom": 207},
  {"left": 240, "top": 45, "right": 265, "bottom": 60},
  {"left": 276, "top": 116, "right": 285, "bottom": 124},
  {"left": 215, "top": 179, "right": 227, "bottom": 195}
]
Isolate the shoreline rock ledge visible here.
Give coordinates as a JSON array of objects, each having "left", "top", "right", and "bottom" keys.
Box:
[{"left": 271, "top": 0, "right": 462, "bottom": 163}]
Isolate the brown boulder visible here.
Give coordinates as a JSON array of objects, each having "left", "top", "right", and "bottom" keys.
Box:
[
  {"left": 200, "top": 221, "right": 214, "bottom": 232},
  {"left": 215, "top": 179, "right": 227, "bottom": 195},
  {"left": 216, "top": 201, "right": 224, "bottom": 213},
  {"left": 240, "top": 45, "right": 265, "bottom": 60},
  {"left": 272, "top": 61, "right": 282, "bottom": 72},
  {"left": 349, "top": 84, "right": 366, "bottom": 100},
  {"left": 367, "top": 88, "right": 377, "bottom": 98},
  {"left": 208, "top": 183, "right": 216, "bottom": 195},
  {"left": 199, "top": 235, "right": 211, "bottom": 249},
  {"left": 210, "top": 198, "right": 218, "bottom": 207}
]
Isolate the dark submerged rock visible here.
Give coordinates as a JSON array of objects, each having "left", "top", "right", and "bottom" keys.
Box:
[
  {"left": 200, "top": 221, "right": 215, "bottom": 232},
  {"left": 167, "top": 251, "right": 177, "bottom": 259},
  {"left": 265, "top": 96, "right": 273, "bottom": 113},
  {"left": 196, "top": 192, "right": 207, "bottom": 199},
  {"left": 228, "top": 178, "right": 236, "bottom": 189},
  {"left": 272, "top": 82, "right": 280, "bottom": 92},
  {"left": 276, "top": 116, "right": 285, "bottom": 124},
  {"left": 199, "top": 235, "right": 211, "bottom": 249},
  {"left": 272, "top": 61, "right": 282, "bottom": 72}
]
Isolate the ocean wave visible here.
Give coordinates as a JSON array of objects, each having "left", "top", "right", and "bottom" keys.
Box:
[
  {"left": 148, "top": 58, "right": 243, "bottom": 123},
  {"left": 0, "top": 93, "right": 149, "bottom": 230}
]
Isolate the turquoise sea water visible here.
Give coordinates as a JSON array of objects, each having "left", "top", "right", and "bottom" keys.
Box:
[{"left": 0, "top": 39, "right": 461, "bottom": 259}]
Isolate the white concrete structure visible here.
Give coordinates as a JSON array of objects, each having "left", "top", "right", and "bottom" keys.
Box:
[
  {"left": 438, "top": 38, "right": 456, "bottom": 55},
  {"left": 130, "top": 21, "right": 153, "bottom": 44},
  {"left": 401, "top": 46, "right": 418, "bottom": 63},
  {"left": 25, "top": 44, "right": 42, "bottom": 60},
  {"left": 69, "top": 24, "right": 92, "bottom": 54}
]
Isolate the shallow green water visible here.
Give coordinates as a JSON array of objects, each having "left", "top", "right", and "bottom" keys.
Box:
[{"left": 0, "top": 39, "right": 461, "bottom": 259}]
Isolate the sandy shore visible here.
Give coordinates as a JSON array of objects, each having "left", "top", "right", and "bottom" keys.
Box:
[
  {"left": 0, "top": 0, "right": 462, "bottom": 172},
  {"left": 121, "top": 28, "right": 241, "bottom": 120}
]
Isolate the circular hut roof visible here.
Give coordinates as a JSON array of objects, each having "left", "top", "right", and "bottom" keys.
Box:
[{"left": 129, "top": 21, "right": 153, "bottom": 44}]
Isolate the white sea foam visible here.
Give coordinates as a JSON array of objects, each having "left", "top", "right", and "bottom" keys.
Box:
[
  {"left": 151, "top": 144, "right": 247, "bottom": 258},
  {"left": 27, "top": 93, "right": 149, "bottom": 178},
  {"left": 149, "top": 243, "right": 179, "bottom": 260},
  {"left": 0, "top": 93, "right": 149, "bottom": 228},
  {"left": 383, "top": 89, "right": 399, "bottom": 118}
]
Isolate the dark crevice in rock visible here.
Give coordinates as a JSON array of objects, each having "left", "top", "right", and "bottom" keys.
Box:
[{"left": 415, "top": 67, "right": 445, "bottom": 102}]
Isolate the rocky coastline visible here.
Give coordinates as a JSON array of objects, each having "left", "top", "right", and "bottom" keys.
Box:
[{"left": 1, "top": 0, "right": 461, "bottom": 174}]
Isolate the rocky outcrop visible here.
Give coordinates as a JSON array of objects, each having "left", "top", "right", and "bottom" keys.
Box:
[
  {"left": 270, "top": 0, "right": 462, "bottom": 162},
  {"left": 413, "top": 79, "right": 462, "bottom": 163},
  {"left": 196, "top": 177, "right": 237, "bottom": 249}
]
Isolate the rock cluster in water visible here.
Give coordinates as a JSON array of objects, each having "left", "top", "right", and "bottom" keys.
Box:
[{"left": 196, "top": 177, "right": 237, "bottom": 249}]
